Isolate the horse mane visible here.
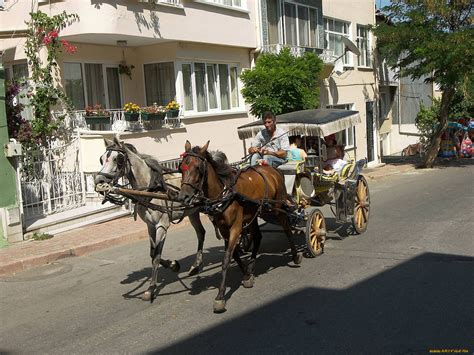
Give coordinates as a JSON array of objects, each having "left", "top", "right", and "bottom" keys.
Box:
[{"left": 191, "top": 146, "right": 235, "bottom": 185}]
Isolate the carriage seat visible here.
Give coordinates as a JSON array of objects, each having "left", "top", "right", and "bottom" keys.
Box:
[{"left": 277, "top": 160, "right": 305, "bottom": 194}]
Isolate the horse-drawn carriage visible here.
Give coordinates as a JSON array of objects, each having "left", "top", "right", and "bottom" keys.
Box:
[
  {"left": 95, "top": 108, "right": 369, "bottom": 312},
  {"left": 236, "top": 108, "right": 370, "bottom": 257}
]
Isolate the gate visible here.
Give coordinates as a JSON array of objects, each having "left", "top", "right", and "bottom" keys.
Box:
[{"left": 18, "top": 138, "right": 85, "bottom": 222}]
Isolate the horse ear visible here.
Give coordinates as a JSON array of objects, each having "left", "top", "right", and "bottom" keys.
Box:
[
  {"left": 185, "top": 140, "right": 191, "bottom": 152},
  {"left": 199, "top": 140, "right": 210, "bottom": 155},
  {"left": 104, "top": 138, "right": 114, "bottom": 147},
  {"left": 113, "top": 134, "right": 122, "bottom": 147}
]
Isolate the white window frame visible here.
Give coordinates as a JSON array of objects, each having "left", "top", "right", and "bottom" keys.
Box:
[
  {"left": 193, "top": 0, "right": 248, "bottom": 13},
  {"left": 324, "top": 17, "right": 352, "bottom": 67},
  {"left": 356, "top": 24, "right": 372, "bottom": 68},
  {"left": 326, "top": 103, "right": 355, "bottom": 149},
  {"left": 282, "top": 1, "right": 320, "bottom": 48},
  {"left": 178, "top": 61, "right": 242, "bottom": 115}
]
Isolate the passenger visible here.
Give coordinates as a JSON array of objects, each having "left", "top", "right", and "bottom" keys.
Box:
[
  {"left": 323, "top": 134, "right": 347, "bottom": 174},
  {"left": 288, "top": 135, "right": 307, "bottom": 161},
  {"left": 248, "top": 111, "right": 289, "bottom": 167}
]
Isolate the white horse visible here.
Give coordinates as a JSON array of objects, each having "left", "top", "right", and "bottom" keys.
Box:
[{"left": 95, "top": 136, "right": 224, "bottom": 302}]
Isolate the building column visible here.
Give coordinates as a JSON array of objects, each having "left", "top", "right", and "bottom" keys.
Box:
[{"left": 0, "top": 57, "right": 24, "bottom": 243}]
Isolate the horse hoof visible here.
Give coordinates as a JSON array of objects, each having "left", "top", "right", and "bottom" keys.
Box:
[
  {"left": 293, "top": 252, "right": 303, "bottom": 265},
  {"left": 213, "top": 300, "right": 226, "bottom": 313},
  {"left": 171, "top": 260, "right": 180, "bottom": 273},
  {"left": 188, "top": 264, "right": 201, "bottom": 276},
  {"left": 142, "top": 291, "right": 153, "bottom": 302},
  {"left": 242, "top": 275, "right": 255, "bottom": 288}
]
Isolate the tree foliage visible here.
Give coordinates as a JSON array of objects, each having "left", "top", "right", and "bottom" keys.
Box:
[
  {"left": 240, "top": 47, "right": 323, "bottom": 118},
  {"left": 373, "top": 0, "right": 473, "bottom": 167}
]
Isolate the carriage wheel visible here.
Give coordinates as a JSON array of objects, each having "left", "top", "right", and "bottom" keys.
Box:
[
  {"left": 352, "top": 176, "right": 370, "bottom": 234},
  {"left": 305, "top": 208, "right": 326, "bottom": 257}
]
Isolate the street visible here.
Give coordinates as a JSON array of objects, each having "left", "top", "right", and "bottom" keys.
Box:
[{"left": 1, "top": 163, "right": 473, "bottom": 354}]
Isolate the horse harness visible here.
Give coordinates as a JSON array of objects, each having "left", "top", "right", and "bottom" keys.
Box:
[
  {"left": 180, "top": 152, "right": 276, "bottom": 226},
  {"left": 98, "top": 146, "right": 189, "bottom": 223}
]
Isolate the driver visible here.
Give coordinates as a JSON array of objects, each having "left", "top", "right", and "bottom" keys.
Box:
[{"left": 248, "top": 111, "right": 289, "bottom": 167}]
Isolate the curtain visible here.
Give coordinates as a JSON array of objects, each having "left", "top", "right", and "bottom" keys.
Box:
[
  {"left": 195, "top": 63, "right": 208, "bottom": 112},
  {"left": 106, "top": 67, "right": 121, "bottom": 109},
  {"left": 230, "top": 66, "right": 239, "bottom": 108},
  {"left": 284, "top": 3, "right": 297, "bottom": 46},
  {"left": 267, "top": 0, "right": 279, "bottom": 44},
  {"left": 144, "top": 62, "right": 176, "bottom": 106},
  {"left": 64, "top": 62, "right": 85, "bottom": 110},
  {"left": 309, "top": 8, "right": 318, "bottom": 48},
  {"left": 298, "top": 7, "right": 309, "bottom": 47},
  {"left": 218, "top": 64, "right": 230, "bottom": 110},
  {"left": 207, "top": 64, "right": 218, "bottom": 109},
  {"left": 85, "top": 63, "right": 105, "bottom": 107},
  {"left": 182, "top": 64, "right": 194, "bottom": 111}
]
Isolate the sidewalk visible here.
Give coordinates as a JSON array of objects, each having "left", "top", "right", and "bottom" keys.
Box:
[{"left": 0, "top": 160, "right": 419, "bottom": 277}]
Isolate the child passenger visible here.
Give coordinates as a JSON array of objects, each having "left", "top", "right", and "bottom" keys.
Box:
[{"left": 288, "top": 135, "right": 307, "bottom": 161}]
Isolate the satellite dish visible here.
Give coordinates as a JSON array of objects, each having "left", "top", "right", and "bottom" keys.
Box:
[{"left": 342, "top": 36, "right": 361, "bottom": 56}]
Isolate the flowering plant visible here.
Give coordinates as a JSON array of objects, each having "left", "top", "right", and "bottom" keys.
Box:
[
  {"left": 85, "top": 104, "right": 109, "bottom": 117},
  {"left": 123, "top": 102, "right": 141, "bottom": 113},
  {"left": 166, "top": 100, "right": 180, "bottom": 111},
  {"left": 142, "top": 103, "right": 167, "bottom": 114}
]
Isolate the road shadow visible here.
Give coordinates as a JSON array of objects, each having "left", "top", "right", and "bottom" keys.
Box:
[
  {"left": 151, "top": 252, "right": 474, "bottom": 354},
  {"left": 381, "top": 155, "right": 474, "bottom": 169}
]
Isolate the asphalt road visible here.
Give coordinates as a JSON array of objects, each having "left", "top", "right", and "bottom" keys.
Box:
[{"left": 1, "top": 163, "right": 473, "bottom": 354}]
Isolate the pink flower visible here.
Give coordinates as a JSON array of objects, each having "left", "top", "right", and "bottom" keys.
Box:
[
  {"left": 43, "top": 37, "right": 52, "bottom": 45},
  {"left": 48, "top": 30, "right": 58, "bottom": 38}
]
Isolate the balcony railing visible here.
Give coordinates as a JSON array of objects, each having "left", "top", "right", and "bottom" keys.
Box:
[
  {"left": 261, "top": 44, "right": 335, "bottom": 64},
  {"left": 53, "top": 109, "right": 183, "bottom": 133}
]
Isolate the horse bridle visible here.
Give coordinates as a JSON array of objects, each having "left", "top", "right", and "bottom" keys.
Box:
[
  {"left": 97, "top": 146, "right": 131, "bottom": 187},
  {"left": 179, "top": 151, "right": 208, "bottom": 202}
]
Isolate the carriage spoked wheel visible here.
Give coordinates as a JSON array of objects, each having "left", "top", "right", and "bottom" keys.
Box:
[
  {"left": 305, "top": 208, "right": 326, "bottom": 257},
  {"left": 352, "top": 175, "right": 370, "bottom": 234}
]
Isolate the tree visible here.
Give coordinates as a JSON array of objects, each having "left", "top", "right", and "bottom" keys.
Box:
[
  {"left": 240, "top": 47, "right": 323, "bottom": 118},
  {"left": 373, "top": 0, "right": 473, "bottom": 168}
]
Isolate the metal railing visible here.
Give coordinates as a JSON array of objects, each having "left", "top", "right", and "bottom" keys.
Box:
[
  {"left": 53, "top": 109, "right": 183, "bottom": 132},
  {"left": 261, "top": 44, "right": 335, "bottom": 63}
]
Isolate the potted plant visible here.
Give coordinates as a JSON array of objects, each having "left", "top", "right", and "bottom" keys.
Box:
[
  {"left": 166, "top": 100, "right": 180, "bottom": 118},
  {"left": 141, "top": 103, "right": 167, "bottom": 121},
  {"left": 84, "top": 104, "right": 110, "bottom": 127},
  {"left": 123, "top": 102, "right": 140, "bottom": 121}
]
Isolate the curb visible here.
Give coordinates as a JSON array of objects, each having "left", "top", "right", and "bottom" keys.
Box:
[{"left": 0, "top": 216, "right": 206, "bottom": 277}]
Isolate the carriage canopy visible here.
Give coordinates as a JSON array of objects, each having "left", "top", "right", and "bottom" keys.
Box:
[{"left": 237, "top": 109, "right": 361, "bottom": 140}]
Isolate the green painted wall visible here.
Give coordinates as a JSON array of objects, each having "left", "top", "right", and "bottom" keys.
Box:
[{"left": 0, "top": 64, "right": 19, "bottom": 207}]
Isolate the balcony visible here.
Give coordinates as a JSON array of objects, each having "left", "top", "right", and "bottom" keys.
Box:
[
  {"left": 261, "top": 44, "right": 335, "bottom": 64},
  {"left": 53, "top": 109, "right": 183, "bottom": 134}
]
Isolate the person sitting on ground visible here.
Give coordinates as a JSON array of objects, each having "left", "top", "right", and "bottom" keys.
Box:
[
  {"left": 287, "top": 135, "right": 307, "bottom": 161},
  {"left": 248, "top": 111, "right": 289, "bottom": 167},
  {"left": 322, "top": 134, "right": 347, "bottom": 175}
]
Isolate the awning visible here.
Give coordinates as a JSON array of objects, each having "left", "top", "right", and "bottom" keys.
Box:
[{"left": 237, "top": 109, "right": 361, "bottom": 140}]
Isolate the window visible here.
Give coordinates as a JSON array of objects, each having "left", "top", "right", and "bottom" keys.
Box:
[
  {"left": 266, "top": 0, "right": 279, "bottom": 45},
  {"left": 63, "top": 62, "right": 122, "bottom": 110},
  {"left": 64, "top": 63, "right": 85, "bottom": 109},
  {"left": 180, "top": 62, "right": 240, "bottom": 113},
  {"left": 12, "top": 63, "right": 29, "bottom": 81},
  {"left": 196, "top": 0, "right": 245, "bottom": 10},
  {"left": 357, "top": 25, "right": 371, "bottom": 67},
  {"left": 144, "top": 62, "right": 176, "bottom": 106},
  {"left": 324, "top": 18, "right": 351, "bottom": 65},
  {"left": 326, "top": 103, "right": 355, "bottom": 148},
  {"left": 283, "top": 2, "right": 319, "bottom": 48}
]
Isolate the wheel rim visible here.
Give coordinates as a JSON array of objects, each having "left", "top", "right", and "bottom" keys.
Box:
[
  {"left": 354, "top": 177, "right": 370, "bottom": 232},
  {"left": 307, "top": 209, "right": 325, "bottom": 256}
]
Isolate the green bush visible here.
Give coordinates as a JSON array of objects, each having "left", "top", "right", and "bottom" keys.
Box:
[
  {"left": 415, "top": 99, "right": 441, "bottom": 153},
  {"left": 240, "top": 47, "right": 323, "bottom": 118}
]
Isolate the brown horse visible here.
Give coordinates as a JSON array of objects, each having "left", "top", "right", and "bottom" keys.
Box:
[{"left": 178, "top": 141, "right": 302, "bottom": 313}]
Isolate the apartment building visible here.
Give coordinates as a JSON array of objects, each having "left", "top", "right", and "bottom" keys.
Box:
[{"left": 255, "top": 0, "right": 379, "bottom": 165}]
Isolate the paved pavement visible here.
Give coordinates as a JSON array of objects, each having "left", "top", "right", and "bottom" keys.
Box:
[{"left": 0, "top": 159, "right": 423, "bottom": 276}]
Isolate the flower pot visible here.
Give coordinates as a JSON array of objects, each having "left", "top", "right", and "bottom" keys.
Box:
[
  {"left": 141, "top": 112, "right": 165, "bottom": 121},
  {"left": 85, "top": 115, "right": 110, "bottom": 125},
  {"left": 167, "top": 109, "right": 180, "bottom": 118},
  {"left": 124, "top": 112, "right": 139, "bottom": 121}
]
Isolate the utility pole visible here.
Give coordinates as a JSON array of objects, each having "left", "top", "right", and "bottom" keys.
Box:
[{"left": 0, "top": 54, "right": 24, "bottom": 243}]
